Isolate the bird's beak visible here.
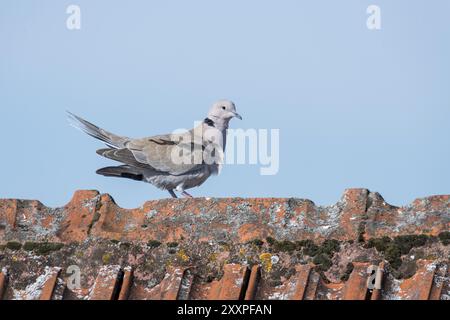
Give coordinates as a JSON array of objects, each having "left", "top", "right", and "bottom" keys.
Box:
[{"left": 233, "top": 112, "right": 243, "bottom": 120}]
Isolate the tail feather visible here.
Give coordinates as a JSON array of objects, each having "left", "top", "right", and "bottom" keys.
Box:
[
  {"left": 67, "top": 111, "right": 129, "bottom": 149},
  {"left": 96, "top": 165, "right": 144, "bottom": 181}
]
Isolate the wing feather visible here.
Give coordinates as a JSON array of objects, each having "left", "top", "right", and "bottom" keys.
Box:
[{"left": 97, "top": 130, "right": 209, "bottom": 176}]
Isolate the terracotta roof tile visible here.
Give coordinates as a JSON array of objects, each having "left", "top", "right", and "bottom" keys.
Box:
[
  {"left": 0, "top": 189, "right": 448, "bottom": 300},
  {"left": 118, "top": 267, "right": 133, "bottom": 301},
  {"left": 38, "top": 267, "right": 61, "bottom": 300},
  {"left": 342, "top": 262, "right": 370, "bottom": 300},
  {"left": 208, "top": 264, "right": 249, "bottom": 300},
  {"left": 0, "top": 268, "right": 7, "bottom": 300},
  {"left": 397, "top": 260, "right": 441, "bottom": 300},
  {"left": 140, "top": 267, "right": 189, "bottom": 300},
  {"left": 89, "top": 265, "right": 122, "bottom": 300},
  {"left": 244, "top": 265, "right": 261, "bottom": 300}
]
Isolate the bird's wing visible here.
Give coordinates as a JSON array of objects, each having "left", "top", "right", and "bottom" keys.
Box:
[
  {"left": 97, "top": 148, "right": 154, "bottom": 170},
  {"left": 126, "top": 131, "right": 208, "bottom": 175},
  {"left": 97, "top": 130, "right": 209, "bottom": 176}
]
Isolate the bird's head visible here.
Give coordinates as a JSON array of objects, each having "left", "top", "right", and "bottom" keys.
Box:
[{"left": 208, "top": 99, "right": 242, "bottom": 122}]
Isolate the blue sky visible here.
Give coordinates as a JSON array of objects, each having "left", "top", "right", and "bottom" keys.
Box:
[{"left": 1, "top": 0, "right": 449, "bottom": 208}]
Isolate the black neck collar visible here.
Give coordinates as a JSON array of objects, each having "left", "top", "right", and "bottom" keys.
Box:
[{"left": 204, "top": 117, "right": 215, "bottom": 127}]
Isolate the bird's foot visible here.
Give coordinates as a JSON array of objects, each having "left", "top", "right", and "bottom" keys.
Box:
[{"left": 182, "top": 191, "right": 194, "bottom": 198}]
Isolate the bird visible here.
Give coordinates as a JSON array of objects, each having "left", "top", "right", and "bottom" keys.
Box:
[{"left": 67, "top": 99, "right": 242, "bottom": 198}]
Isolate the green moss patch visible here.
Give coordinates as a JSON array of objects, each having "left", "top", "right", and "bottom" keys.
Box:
[
  {"left": 297, "top": 240, "right": 319, "bottom": 256},
  {"left": 246, "top": 239, "right": 264, "bottom": 247},
  {"left": 367, "top": 234, "right": 432, "bottom": 274},
  {"left": 394, "top": 235, "right": 429, "bottom": 254},
  {"left": 320, "top": 239, "right": 341, "bottom": 255},
  {"left": 366, "top": 236, "right": 392, "bottom": 252},
  {"left": 313, "top": 254, "right": 332, "bottom": 272},
  {"left": 167, "top": 242, "right": 179, "bottom": 248},
  {"left": 438, "top": 231, "right": 450, "bottom": 245},
  {"left": 22, "top": 242, "right": 64, "bottom": 255},
  {"left": 272, "top": 240, "right": 297, "bottom": 253},
  {"left": 265, "top": 238, "right": 341, "bottom": 272},
  {"left": 119, "top": 242, "right": 131, "bottom": 250},
  {"left": 357, "top": 222, "right": 366, "bottom": 243},
  {"left": 340, "top": 263, "right": 355, "bottom": 282},
  {"left": 147, "top": 240, "right": 162, "bottom": 249},
  {"left": 265, "top": 237, "right": 276, "bottom": 246},
  {"left": 6, "top": 241, "right": 22, "bottom": 251}
]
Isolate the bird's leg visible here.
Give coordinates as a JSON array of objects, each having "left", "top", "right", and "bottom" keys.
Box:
[
  {"left": 176, "top": 184, "right": 193, "bottom": 198},
  {"left": 182, "top": 191, "right": 194, "bottom": 198},
  {"left": 168, "top": 190, "right": 178, "bottom": 198}
]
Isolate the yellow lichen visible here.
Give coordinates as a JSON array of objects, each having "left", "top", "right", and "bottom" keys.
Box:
[
  {"left": 177, "top": 249, "right": 189, "bottom": 262},
  {"left": 208, "top": 252, "right": 218, "bottom": 262},
  {"left": 260, "top": 253, "right": 273, "bottom": 272},
  {"left": 102, "top": 252, "right": 112, "bottom": 264}
]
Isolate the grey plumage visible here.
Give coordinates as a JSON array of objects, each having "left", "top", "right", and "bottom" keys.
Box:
[
  {"left": 67, "top": 111, "right": 130, "bottom": 149},
  {"left": 68, "top": 100, "right": 242, "bottom": 198}
]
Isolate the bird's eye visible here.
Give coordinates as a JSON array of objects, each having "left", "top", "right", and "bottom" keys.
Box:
[{"left": 222, "top": 106, "right": 226, "bottom": 110}]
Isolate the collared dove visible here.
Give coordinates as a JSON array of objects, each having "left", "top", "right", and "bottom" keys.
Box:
[{"left": 68, "top": 100, "right": 242, "bottom": 198}]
